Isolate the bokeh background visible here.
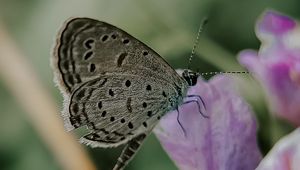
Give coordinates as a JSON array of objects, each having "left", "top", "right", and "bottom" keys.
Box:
[{"left": 0, "top": 0, "right": 299, "bottom": 170}]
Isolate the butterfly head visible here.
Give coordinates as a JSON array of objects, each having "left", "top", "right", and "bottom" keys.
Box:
[{"left": 182, "top": 69, "right": 199, "bottom": 86}]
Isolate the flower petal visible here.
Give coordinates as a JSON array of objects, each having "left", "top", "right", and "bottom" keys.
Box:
[
  {"left": 239, "top": 10, "right": 300, "bottom": 126},
  {"left": 154, "top": 76, "right": 262, "bottom": 170},
  {"left": 238, "top": 50, "right": 263, "bottom": 73},
  {"left": 257, "top": 10, "right": 296, "bottom": 37},
  {"left": 256, "top": 128, "right": 300, "bottom": 170}
]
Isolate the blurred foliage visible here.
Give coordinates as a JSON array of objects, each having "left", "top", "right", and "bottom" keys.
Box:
[{"left": 0, "top": 0, "right": 299, "bottom": 169}]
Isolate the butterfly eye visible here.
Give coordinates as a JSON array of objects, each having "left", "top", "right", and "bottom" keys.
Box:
[{"left": 182, "top": 70, "right": 198, "bottom": 86}]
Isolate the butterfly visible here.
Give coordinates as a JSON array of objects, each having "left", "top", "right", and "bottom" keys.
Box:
[{"left": 52, "top": 17, "right": 202, "bottom": 170}]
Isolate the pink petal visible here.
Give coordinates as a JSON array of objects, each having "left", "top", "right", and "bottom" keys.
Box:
[
  {"left": 238, "top": 50, "right": 262, "bottom": 73},
  {"left": 256, "top": 128, "right": 300, "bottom": 170},
  {"left": 239, "top": 10, "right": 300, "bottom": 126},
  {"left": 257, "top": 10, "right": 296, "bottom": 36},
  {"left": 154, "top": 76, "right": 262, "bottom": 170}
]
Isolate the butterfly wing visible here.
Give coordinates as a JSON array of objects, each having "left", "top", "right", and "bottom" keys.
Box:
[
  {"left": 67, "top": 73, "right": 180, "bottom": 147},
  {"left": 52, "top": 17, "right": 185, "bottom": 95},
  {"left": 53, "top": 17, "right": 189, "bottom": 147},
  {"left": 52, "top": 17, "right": 190, "bottom": 170}
]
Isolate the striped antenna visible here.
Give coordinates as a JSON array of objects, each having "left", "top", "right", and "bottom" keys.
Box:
[
  {"left": 188, "top": 17, "right": 208, "bottom": 70},
  {"left": 199, "top": 71, "right": 250, "bottom": 76},
  {"left": 188, "top": 18, "right": 250, "bottom": 77}
]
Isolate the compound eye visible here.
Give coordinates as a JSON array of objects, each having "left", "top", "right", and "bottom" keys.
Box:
[{"left": 182, "top": 70, "right": 198, "bottom": 86}]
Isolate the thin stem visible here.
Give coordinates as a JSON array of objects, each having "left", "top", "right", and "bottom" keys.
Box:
[{"left": 0, "top": 21, "right": 96, "bottom": 170}]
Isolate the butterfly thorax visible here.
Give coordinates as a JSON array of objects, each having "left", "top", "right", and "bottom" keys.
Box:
[
  {"left": 163, "top": 69, "right": 199, "bottom": 112},
  {"left": 166, "top": 82, "right": 187, "bottom": 110}
]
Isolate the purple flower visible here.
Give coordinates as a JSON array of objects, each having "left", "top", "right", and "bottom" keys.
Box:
[
  {"left": 154, "top": 76, "right": 262, "bottom": 170},
  {"left": 256, "top": 128, "right": 300, "bottom": 170},
  {"left": 239, "top": 10, "right": 300, "bottom": 126}
]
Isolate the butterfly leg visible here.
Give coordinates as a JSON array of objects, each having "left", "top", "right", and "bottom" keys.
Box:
[
  {"left": 186, "top": 94, "right": 206, "bottom": 110},
  {"left": 176, "top": 99, "right": 208, "bottom": 137},
  {"left": 176, "top": 107, "right": 187, "bottom": 137},
  {"left": 113, "top": 133, "right": 147, "bottom": 170},
  {"left": 182, "top": 99, "right": 209, "bottom": 118}
]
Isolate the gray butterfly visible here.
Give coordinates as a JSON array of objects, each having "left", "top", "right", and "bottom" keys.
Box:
[{"left": 52, "top": 18, "right": 201, "bottom": 170}]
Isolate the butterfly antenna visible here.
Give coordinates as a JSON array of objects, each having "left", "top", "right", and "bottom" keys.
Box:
[
  {"left": 199, "top": 71, "right": 250, "bottom": 76},
  {"left": 187, "top": 17, "right": 208, "bottom": 70}
]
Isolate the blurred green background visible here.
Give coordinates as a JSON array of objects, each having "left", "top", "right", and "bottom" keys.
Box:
[{"left": 0, "top": 0, "right": 299, "bottom": 170}]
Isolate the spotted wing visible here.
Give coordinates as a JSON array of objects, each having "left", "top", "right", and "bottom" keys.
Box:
[
  {"left": 52, "top": 17, "right": 185, "bottom": 95},
  {"left": 65, "top": 74, "right": 178, "bottom": 147}
]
